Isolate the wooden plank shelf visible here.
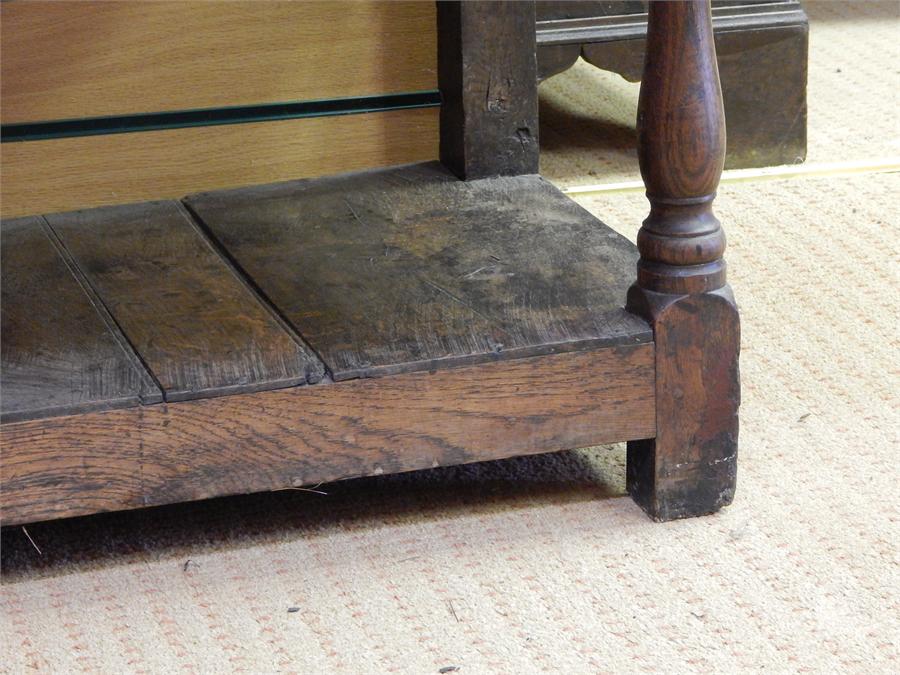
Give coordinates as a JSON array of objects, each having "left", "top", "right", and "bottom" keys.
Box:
[
  {"left": 185, "top": 161, "right": 651, "bottom": 380},
  {"left": 45, "top": 201, "right": 324, "bottom": 402},
  {"left": 1, "top": 160, "right": 655, "bottom": 524},
  {"left": 0, "top": 217, "right": 161, "bottom": 423}
]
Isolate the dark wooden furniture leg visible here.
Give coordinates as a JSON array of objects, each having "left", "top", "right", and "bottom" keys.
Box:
[
  {"left": 437, "top": 0, "right": 539, "bottom": 179},
  {"left": 625, "top": 0, "right": 740, "bottom": 521}
]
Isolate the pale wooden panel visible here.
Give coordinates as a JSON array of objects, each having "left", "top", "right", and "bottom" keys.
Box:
[
  {"left": 1, "top": 0, "right": 437, "bottom": 123},
  {"left": 1, "top": 108, "right": 439, "bottom": 218}
]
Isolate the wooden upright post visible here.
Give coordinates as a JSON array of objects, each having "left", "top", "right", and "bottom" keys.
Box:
[
  {"left": 437, "top": 0, "right": 539, "bottom": 179},
  {"left": 626, "top": 0, "right": 741, "bottom": 521}
]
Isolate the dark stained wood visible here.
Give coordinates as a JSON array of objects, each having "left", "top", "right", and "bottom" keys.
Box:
[
  {"left": 437, "top": 0, "right": 539, "bottom": 179},
  {"left": 714, "top": 22, "right": 807, "bottom": 168},
  {"left": 1, "top": 344, "right": 656, "bottom": 525},
  {"left": 578, "top": 28, "right": 807, "bottom": 170},
  {"left": 0, "top": 217, "right": 161, "bottom": 423},
  {"left": 45, "top": 201, "right": 325, "bottom": 402},
  {"left": 537, "top": 43, "right": 581, "bottom": 81},
  {"left": 537, "top": 1, "right": 645, "bottom": 22},
  {"left": 185, "top": 161, "right": 651, "bottom": 381},
  {"left": 626, "top": 291, "right": 738, "bottom": 521},
  {"left": 536, "top": 0, "right": 808, "bottom": 168},
  {"left": 625, "top": 0, "right": 740, "bottom": 521}
]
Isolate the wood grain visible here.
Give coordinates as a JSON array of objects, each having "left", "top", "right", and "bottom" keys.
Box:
[
  {"left": 0, "top": 345, "right": 656, "bottom": 525},
  {"left": 0, "top": 108, "right": 439, "bottom": 219},
  {"left": 0, "top": 217, "right": 161, "bottom": 423},
  {"left": 437, "top": 0, "right": 539, "bottom": 179},
  {"left": 625, "top": 0, "right": 740, "bottom": 521},
  {"left": 1, "top": 1, "right": 436, "bottom": 123},
  {"left": 638, "top": 2, "right": 725, "bottom": 200},
  {"left": 186, "top": 161, "right": 651, "bottom": 381},
  {"left": 633, "top": 0, "right": 728, "bottom": 296},
  {"left": 627, "top": 290, "right": 739, "bottom": 521},
  {"left": 45, "top": 201, "right": 324, "bottom": 402}
]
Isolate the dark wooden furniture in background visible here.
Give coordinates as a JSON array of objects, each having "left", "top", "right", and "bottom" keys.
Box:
[
  {"left": 0, "top": 0, "right": 739, "bottom": 526},
  {"left": 537, "top": 0, "right": 808, "bottom": 168}
]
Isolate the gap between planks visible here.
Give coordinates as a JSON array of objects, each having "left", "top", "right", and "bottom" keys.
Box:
[{"left": 39, "top": 216, "right": 165, "bottom": 402}]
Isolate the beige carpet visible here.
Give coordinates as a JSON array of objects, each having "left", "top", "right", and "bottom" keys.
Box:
[{"left": 2, "top": 2, "right": 899, "bottom": 673}]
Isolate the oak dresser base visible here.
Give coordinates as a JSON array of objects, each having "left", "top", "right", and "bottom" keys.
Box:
[{"left": 0, "top": 0, "right": 740, "bottom": 527}]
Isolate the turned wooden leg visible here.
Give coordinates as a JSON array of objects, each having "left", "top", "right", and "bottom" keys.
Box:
[{"left": 626, "top": 0, "right": 740, "bottom": 521}]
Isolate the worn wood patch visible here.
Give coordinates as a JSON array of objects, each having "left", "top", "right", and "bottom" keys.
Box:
[
  {"left": 45, "top": 201, "right": 324, "bottom": 402},
  {"left": 0, "top": 217, "right": 161, "bottom": 423},
  {"left": 1, "top": 345, "right": 655, "bottom": 525},
  {"left": 186, "top": 161, "right": 650, "bottom": 381}
]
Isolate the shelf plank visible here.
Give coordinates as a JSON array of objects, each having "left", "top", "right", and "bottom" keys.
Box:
[
  {"left": 1, "top": 345, "right": 656, "bottom": 525},
  {"left": 0, "top": 217, "right": 161, "bottom": 422},
  {"left": 45, "top": 201, "right": 324, "bottom": 402},
  {"left": 186, "top": 161, "right": 651, "bottom": 380}
]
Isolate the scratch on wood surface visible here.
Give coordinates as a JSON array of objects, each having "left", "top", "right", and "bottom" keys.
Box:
[
  {"left": 344, "top": 199, "right": 365, "bottom": 226},
  {"left": 422, "top": 278, "right": 493, "bottom": 324},
  {"left": 460, "top": 265, "right": 490, "bottom": 279}
]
